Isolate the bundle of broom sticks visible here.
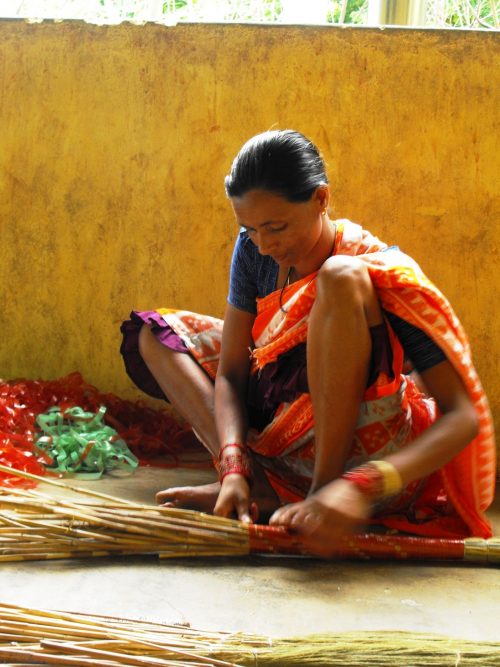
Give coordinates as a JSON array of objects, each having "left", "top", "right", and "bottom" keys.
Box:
[
  {"left": 1, "top": 601, "right": 500, "bottom": 666},
  {"left": 0, "top": 464, "right": 251, "bottom": 561},
  {"left": 0, "top": 463, "right": 498, "bottom": 564}
]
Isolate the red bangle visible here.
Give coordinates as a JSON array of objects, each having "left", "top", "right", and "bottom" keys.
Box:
[
  {"left": 341, "top": 463, "right": 384, "bottom": 502},
  {"left": 215, "top": 443, "right": 253, "bottom": 486},
  {"left": 213, "top": 442, "right": 247, "bottom": 469}
]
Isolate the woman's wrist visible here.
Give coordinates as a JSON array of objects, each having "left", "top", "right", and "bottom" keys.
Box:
[
  {"left": 341, "top": 460, "right": 403, "bottom": 503},
  {"left": 214, "top": 442, "right": 253, "bottom": 486}
]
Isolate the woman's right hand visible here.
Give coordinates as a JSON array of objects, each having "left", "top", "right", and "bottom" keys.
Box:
[
  {"left": 213, "top": 305, "right": 256, "bottom": 523},
  {"left": 213, "top": 474, "right": 254, "bottom": 523}
]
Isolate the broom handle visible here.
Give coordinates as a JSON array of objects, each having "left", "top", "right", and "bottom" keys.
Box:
[{"left": 248, "top": 524, "right": 500, "bottom": 564}]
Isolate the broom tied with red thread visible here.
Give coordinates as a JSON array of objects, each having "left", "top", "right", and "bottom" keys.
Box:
[{"left": 0, "top": 464, "right": 498, "bottom": 565}]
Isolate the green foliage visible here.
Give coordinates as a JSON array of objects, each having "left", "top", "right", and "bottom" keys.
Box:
[
  {"left": 2, "top": 0, "right": 497, "bottom": 28},
  {"left": 326, "top": 0, "right": 368, "bottom": 24},
  {"left": 427, "top": 0, "right": 498, "bottom": 28}
]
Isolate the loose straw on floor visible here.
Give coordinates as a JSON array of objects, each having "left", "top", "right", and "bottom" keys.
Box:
[
  {"left": 1, "top": 601, "right": 500, "bottom": 666},
  {"left": 0, "top": 464, "right": 499, "bottom": 564}
]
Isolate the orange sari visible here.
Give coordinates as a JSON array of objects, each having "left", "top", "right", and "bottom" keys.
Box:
[{"left": 159, "top": 220, "right": 496, "bottom": 538}]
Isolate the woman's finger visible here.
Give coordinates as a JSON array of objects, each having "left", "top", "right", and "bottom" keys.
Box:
[
  {"left": 237, "top": 498, "right": 252, "bottom": 524},
  {"left": 269, "top": 503, "right": 297, "bottom": 526}
]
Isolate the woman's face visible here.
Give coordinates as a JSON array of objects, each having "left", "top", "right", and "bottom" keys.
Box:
[{"left": 230, "top": 187, "right": 329, "bottom": 268}]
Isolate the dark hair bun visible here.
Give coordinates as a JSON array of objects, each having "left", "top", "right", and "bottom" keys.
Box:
[{"left": 225, "top": 130, "right": 328, "bottom": 202}]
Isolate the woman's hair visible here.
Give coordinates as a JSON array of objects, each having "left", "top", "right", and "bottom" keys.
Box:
[{"left": 224, "top": 130, "right": 328, "bottom": 202}]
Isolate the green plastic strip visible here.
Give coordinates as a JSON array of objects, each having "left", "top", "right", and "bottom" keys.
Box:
[{"left": 35, "top": 406, "right": 139, "bottom": 479}]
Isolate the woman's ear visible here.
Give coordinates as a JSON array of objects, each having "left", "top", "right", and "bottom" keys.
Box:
[{"left": 313, "top": 184, "right": 330, "bottom": 213}]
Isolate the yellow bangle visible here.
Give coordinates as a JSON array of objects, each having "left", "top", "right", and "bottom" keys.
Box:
[{"left": 370, "top": 460, "right": 403, "bottom": 497}]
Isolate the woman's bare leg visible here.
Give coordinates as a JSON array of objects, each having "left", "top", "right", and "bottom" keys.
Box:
[
  {"left": 270, "top": 257, "right": 384, "bottom": 528},
  {"left": 138, "top": 325, "right": 280, "bottom": 516},
  {"left": 138, "top": 325, "right": 220, "bottom": 510},
  {"left": 308, "top": 256, "right": 384, "bottom": 490},
  {"left": 139, "top": 324, "right": 219, "bottom": 455}
]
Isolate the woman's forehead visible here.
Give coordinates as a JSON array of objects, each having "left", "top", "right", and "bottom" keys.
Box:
[{"left": 231, "top": 189, "right": 298, "bottom": 224}]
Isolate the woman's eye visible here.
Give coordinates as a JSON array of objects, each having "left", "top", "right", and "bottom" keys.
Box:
[{"left": 243, "top": 224, "right": 286, "bottom": 235}]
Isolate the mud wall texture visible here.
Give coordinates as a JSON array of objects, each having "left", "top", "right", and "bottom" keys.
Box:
[{"left": 0, "top": 21, "right": 498, "bottom": 440}]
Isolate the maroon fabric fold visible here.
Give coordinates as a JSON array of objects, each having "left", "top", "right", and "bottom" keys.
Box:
[{"left": 120, "top": 311, "right": 188, "bottom": 401}]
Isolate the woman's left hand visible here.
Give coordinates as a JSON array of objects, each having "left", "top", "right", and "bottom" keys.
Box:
[{"left": 269, "top": 478, "right": 372, "bottom": 558}]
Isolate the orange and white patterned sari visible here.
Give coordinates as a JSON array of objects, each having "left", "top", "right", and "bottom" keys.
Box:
[{"left": 158, "top": 220, "right": 496, "bottom": 538}]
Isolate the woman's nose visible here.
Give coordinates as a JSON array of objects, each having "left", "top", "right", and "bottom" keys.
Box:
[{"left": 256, "top": 232, "right": 276, "bottom": 256}]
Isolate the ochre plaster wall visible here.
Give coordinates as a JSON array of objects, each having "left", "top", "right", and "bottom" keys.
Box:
[{"left": 0, "top": 21, "right": 498, "bottom": 443}]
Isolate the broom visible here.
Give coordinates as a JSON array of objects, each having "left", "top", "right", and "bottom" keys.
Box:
[
  {"left": 0, "top": 463, "right": 498, "bottom": 565},
  {"left": 0, "top": 601, "right": 499, "bottom": 666}
]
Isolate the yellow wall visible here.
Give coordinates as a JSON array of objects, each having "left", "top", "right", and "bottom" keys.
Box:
[{"left": 0, "top": 21, "right": 498, "bottom": 444}]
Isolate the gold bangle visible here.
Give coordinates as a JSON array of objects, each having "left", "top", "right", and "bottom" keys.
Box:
[{"left": 370, "top": 460, "right": 403, "bottom": 497}]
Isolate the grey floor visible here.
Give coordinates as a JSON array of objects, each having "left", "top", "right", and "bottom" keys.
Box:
[{"left": 2, "top": 466, "right": 499, "bottom": 642}]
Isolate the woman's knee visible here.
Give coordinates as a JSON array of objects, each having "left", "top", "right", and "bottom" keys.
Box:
[
  {"left": 317, "top": 256, "right": 370, "bottom": 295},
  {"left": 138, "top": 324, "right": 159, "bottom": 362},
  {"left": 138, "top": 323, "right": 183, "bottom": 369},
  {"left": 316, "top": 256, "right": 382, "bottom": 324}
]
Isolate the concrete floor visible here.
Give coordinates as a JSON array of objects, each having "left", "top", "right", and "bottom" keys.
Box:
[{"left": 2, "top": 465, "right": 499, "bottom": 642}]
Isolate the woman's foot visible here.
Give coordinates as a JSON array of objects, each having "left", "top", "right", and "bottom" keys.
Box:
[
  {"left": 156, "top": 481, "right": 221, "bottom": 513},
  {"left": 156, "top": 471, "right": 281, "bottom": 522}
]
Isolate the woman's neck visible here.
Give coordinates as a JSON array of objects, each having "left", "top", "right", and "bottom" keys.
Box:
[{"left": 292, "top": 218, "right": 336, "bottom": 280}]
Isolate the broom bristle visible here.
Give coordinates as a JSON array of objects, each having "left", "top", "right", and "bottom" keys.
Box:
[{"left": 1, "top": 602, "right": 500, "bottom": 666}]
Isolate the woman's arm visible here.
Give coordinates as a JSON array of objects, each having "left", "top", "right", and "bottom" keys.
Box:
[
  {"left": 213, "top": 303, "right": 256, "bottom": 521},
  {"left": 270, "top": 358, "right": 479, "bottom": 554},
  {"left": 382, "top": 358, "right": 478, "bottom": 485}
]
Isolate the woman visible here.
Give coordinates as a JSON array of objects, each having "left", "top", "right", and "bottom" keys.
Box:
[{"left": 120, "top": 130, "right": 496, "bottom": 556}]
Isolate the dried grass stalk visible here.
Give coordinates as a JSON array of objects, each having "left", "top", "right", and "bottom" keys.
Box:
[{"left": 1, "top": 602, "right": 500, "bottom": 666}]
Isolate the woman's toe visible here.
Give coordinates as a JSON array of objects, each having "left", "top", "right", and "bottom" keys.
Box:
[{"left": 155, "top": 488, "right": 179, "bottom": 504}]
